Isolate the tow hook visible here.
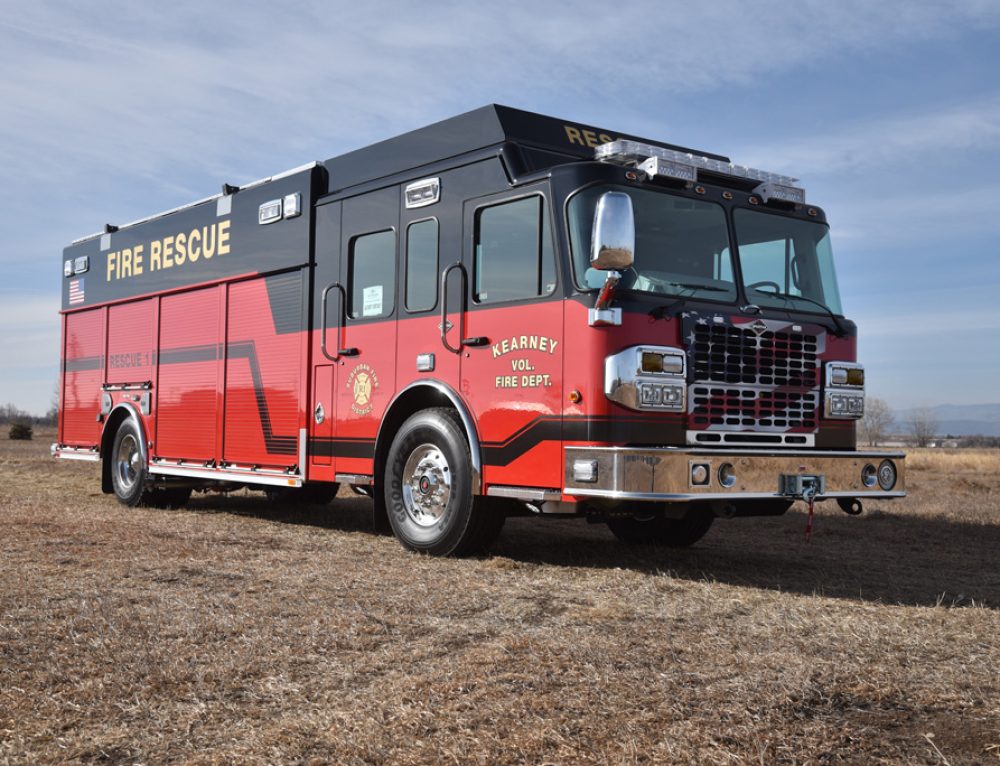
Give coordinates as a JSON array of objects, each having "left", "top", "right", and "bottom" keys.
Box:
[
  {"left": 837, "top": 497, "right": 863, "bottom": 516},
  {"left": 802, "top": 483, "right": 818, "bottom": 543},
  {"left": 780, "top": 474, "right": 826, "bottom": 543}
]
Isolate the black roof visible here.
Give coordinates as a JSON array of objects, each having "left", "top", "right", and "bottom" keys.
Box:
[{"left": 322, "top": 104, "right": 728, "bottom": 193}]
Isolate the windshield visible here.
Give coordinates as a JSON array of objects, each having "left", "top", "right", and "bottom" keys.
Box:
[
  {"left": 734, "top": 208, "right": 843, "bottom": 315},
  {"left": 568, "top": 184, "right": 844, "bottom": 316},
  {"left": 568, "top": 185, "right": 737, "bottom": 302}
]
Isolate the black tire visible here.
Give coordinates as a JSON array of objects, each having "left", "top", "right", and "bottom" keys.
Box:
[
  {"left": 111, "top": 420, "right": 192, "bottom": 509},
  {"left": 607, "top": 504, "right": 715, "bottom": 547},
  {"left": 110, "top": 419, "right": 148, "bottom": 507},
  {"left": 383, "top": 408, "right": 503, "bottom": 556}
]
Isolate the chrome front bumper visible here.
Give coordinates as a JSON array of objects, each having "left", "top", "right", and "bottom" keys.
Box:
[{"left": 564, "top": 446, "right": 905, "bottom": 501}]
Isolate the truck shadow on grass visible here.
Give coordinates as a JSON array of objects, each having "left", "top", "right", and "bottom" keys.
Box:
[
  {"left": 497, "top": 508, "right": 1000, "bottom": 609},
  {"left": 190, "top": 492, "right": 999, "bottom": 609}
]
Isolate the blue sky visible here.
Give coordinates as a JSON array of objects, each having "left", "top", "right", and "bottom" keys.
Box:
[{"left": 2, "top": 0, "right": 999, "bottom": 414}]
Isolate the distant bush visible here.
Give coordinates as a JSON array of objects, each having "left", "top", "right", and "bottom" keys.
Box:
[{"left": 9, "top": 422, "right": 33, "bottom": 440}]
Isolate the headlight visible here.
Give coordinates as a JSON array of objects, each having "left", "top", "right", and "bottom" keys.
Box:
[
  {"left": 824, "top": 361, "right": 865, "bottom": 420},
  {"left": 826, "top": 362, "right": 865, "bottom": 389},
  {"left": 606, "top": 345, "right": 686, "bottom": 412},
  {"left": 641, "top": 350, "right": 684, "bottom": 375}
]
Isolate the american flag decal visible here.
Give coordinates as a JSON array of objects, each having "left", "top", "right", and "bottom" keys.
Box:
[{"left": 68, "top": 278, "right": 85, "bottom": 305}]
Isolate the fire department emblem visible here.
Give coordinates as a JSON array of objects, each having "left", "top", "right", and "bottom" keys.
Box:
[{"left": 346, "top": 363, "right": 379, "bottom": 415}]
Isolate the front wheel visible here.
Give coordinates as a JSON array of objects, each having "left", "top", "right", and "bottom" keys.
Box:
[
  {"left": 607, "top": 504, "right": 715, "bottom": 547},
  {"left": 384, "top": 408, "right": 503, "bottom": 556}
]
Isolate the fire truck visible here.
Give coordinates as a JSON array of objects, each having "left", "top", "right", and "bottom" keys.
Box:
[{"left": 54, "top": 105, "right": 905, "bottom": 555}]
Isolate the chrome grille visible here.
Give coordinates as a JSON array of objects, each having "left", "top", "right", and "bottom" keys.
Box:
[
  {"left": 689, "top": 324, "right": 821, "bottom": 432},
  {"left": 689, "top": 386, "right": 819, "bottom": 429},
  {"left": 691, "top": 325, "right": 819, "bottom": 387}
]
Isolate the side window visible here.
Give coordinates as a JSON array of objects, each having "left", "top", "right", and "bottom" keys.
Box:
[
  {"left": 474, "top": 195, "right": 555, "bottom": 303},
  {"left": 349, "top": 229, "right": 395, "bottom": 319},
  {"left": 405, "top": 219, "right": 438, "bottom": 312}
]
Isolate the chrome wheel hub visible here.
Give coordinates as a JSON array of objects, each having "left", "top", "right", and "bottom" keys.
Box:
[
  {"left": 401, "top": 443, "right": 451, "bottom": 527},
  {"left": 116, "top": 433, "right": 141, "bottom": 492}
]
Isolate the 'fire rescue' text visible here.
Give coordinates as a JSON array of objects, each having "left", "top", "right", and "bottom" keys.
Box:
[{"left": 105, "top": 220, "right": 232, "bottom": 282}]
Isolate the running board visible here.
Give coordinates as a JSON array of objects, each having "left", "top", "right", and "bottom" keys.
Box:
[
  {"left": 148, "top": 463, "right": 302, "bottom": 489},
  {"left": 486, "top": 485, "right": 562, "bottom": 502},
  {"left": 335, "top": 473, "right": 374, "bottom": 486}
]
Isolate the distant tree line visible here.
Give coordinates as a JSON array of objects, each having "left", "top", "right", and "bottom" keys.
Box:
[
  {"left": 962, "top": 434, "right": 1000, "bottom": 448},
  {"left": 862, "top": 397, "right": 999, "bottom": 447},
  {"left": 0, "top": 402, "right": 57, "bottom": 427}
]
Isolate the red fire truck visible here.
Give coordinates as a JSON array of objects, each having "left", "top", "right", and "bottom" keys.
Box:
[{"left": 55, "top": 105, "right": 905, "bottom": 555}]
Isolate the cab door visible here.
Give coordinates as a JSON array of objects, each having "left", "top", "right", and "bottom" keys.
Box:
[
  {"left": 458, "top": 186, "right": 564, "bottom": 490},
  {"left": 395, "top": 170, "right": 469, "bottom": 415},
  {"left": 334, "top": 187, "right": 400, "bottom": 477}
]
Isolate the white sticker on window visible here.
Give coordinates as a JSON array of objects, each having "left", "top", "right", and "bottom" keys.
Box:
[{"left": 362, "top": 285, "right": 383, "bottom": 317}]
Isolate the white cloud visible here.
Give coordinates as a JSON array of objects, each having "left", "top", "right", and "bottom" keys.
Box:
[
  {"left": 3, "top": 0, "right": 999, "bottom": 197},
  {"left": 739, "top": 96, "right": 1000, "bottom": 177},
  {"left": 823, "top": 184, "right": 1000, "bottom": 249}
]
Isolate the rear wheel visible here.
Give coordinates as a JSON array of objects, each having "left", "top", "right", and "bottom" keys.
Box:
[
  {"left": 384, "top": 408, "right": 503, "bottom": 555},
  {"left": 607, "top": 504, "right": 715, "bottom": 547},
  {"left": 110, "top": 419, "right": 192, "bottom": 509},
  {"left": 110, "top": 420, "right": 148, "bottom": 506}
]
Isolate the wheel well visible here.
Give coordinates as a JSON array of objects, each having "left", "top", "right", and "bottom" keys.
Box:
[
  {"left": 99, "top": 407, "right": 139, "bottom": 494},
  {"left": 374, "top": 384, "right": 480, "bottom": 492}
]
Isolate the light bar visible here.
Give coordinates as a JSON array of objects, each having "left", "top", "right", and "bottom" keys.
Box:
[
  {"left": 637, "top": 156, "right": 697, "bottom": 184},
  {"left": 596, "top": 139, "right": 805, "bottom": 202},
  {"left": 754, "top": 182, "right": 805, "bottom": 205}
]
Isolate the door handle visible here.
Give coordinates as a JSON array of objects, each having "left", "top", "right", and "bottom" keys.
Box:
[
  {"left": 440, "top": 262, "right": 466, "bottom": 354},
  {"left": 320, "top": 282, "right": 359, "bottom": 361},
  {"left": 461, "top": 336, "right": 490, "bottom": 347}
]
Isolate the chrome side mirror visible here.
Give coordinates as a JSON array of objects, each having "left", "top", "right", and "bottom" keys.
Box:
[{"left": 590, "top": 191, "right": 635, "bottom": 271}]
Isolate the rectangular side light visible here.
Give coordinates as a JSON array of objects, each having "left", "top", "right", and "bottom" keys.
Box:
[
  {"left": 283, "top": 193, "right": 302, "bottom": 218},
  {"left": 258, "top": 199, "right": 282, "bottom": 224},
  {"left": 405, "top": 177, "right": 440, "bottom": 209}
]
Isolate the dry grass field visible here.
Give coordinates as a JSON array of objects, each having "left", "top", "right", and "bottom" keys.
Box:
[{"left": 2, "top": 434, "right": 998, "bottom": 765}]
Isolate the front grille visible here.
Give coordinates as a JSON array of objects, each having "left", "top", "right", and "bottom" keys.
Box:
[
  {"left": 689, "top": 324, "right": 821, "bottom": 432},
  {"left": 689, "top": 386, "right": 819, "bottom": 429},
  {"left": 691, "top": 325, "right": 819, "bottom": 387}
]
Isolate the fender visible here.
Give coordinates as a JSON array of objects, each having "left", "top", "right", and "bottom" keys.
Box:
[
  {"left": 375, "top": 379, "right": 482, "bottom": 495},
  {"left": 100, "top": 402, "right": 149, "bottom": 493}
]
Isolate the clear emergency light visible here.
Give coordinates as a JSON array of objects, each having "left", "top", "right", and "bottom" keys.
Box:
[{"left": 595, "top": 139, "right": 806, "bottom": 204}]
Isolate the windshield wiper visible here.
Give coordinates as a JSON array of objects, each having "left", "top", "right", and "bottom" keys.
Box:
[
  {"left": 649, "top": 282, "right": 728, "bottom": 320},
  {"left": 668, "top": 281, "right": 728, "bottom": 293},
  {"left": 752, "top": 288, "right": 847, "bottom": 337}
]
